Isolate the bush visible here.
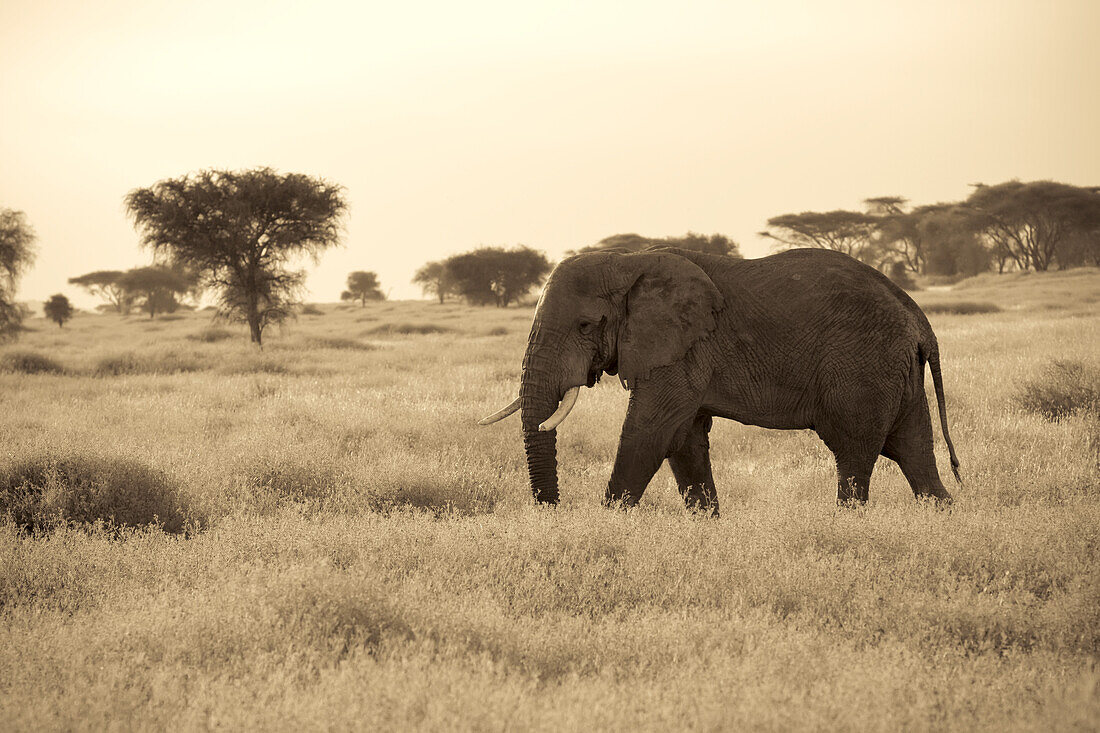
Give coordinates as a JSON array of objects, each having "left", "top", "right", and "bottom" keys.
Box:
[
  {"left": 187, "top": 327, "right": 234, "bottom": 342},
  {"left": 0, "top": 454, "right": 191, "bottom": 533},
  {"left": 922, "top": 301, "right": 1001, "bottom": 315},
  {"left": 1018, "top": 360, "right": 1100, "bottom": 421},
  {"left": 0, "top": 350, "right": 65, "bottom": 375},
  {"left": 364, "top": 323, "right": 454, "bottom": 336},
  {"left": 300, "top": 304, "right": 324, "bottom": 316}
]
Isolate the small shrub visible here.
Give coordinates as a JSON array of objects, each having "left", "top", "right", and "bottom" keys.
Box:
[
  {"left": 0, "top": 350, "right": 65, "bottom": 375},
  {"left": 484, "top": 326, "right": 510, "bottom": 336},
  {"left": 300, "top": 304, "right": 325, "bottom": 316},
  {"left": 0, "top": 454, "right": 190, "bottom": 533},
  {"left": 922, "top": 301, "right": 1001, "bottom": 315},
  {"left": 364, "top": 323, "right": 454, "bottom": 336},
  {"left": 187, "top": 327, "right": 234, "bottom": 343},
  {"left": 1018, "top": 360, "right": 1100, "bottom": 420}
]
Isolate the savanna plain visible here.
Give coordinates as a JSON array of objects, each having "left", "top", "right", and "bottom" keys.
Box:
[{"left": 1, "top": 269, "right": 1099, "bottom": 731}]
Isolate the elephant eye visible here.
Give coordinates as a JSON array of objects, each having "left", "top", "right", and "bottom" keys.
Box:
[{"left": 578, "top": 320, "right": 597, "bottom": 335}]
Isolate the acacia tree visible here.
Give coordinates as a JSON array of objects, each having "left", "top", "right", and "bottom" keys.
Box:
[
  {"left": 125, "top": 168, "right": 347, "bottom": 345},
  {"left": 68, "top": 270, "right": 134, "bottom": 314},
  {"left": 412, "top": 261, "right": 455, "bottom": 304},
  {"left": 340, "top": 271, "right": 384, "bottom": 306},
  {"left": 445, "top": 246, "right": 551, "bottom": 307},
  {"left": 0, "top": 208, "right": 36, "bottom": 339},
  {"left": 118, "top": 266, "right": 194, "bottom": 319},
  {"left": 758, "top": 210, "right": 880, "bottom": 264},
  {"left": 965, "top": 181, "right": 1100, "bottom": 271},
  {"left": 43, "top": 294, "right": 73, "bottom": 328}
]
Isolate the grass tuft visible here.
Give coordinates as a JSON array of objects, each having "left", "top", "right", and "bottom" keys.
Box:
[
  {"left": 1018, "top": 360, "right": 1100, "bottom": 420},
  {"left": 304, "top": 336, "right": 376, "bottom": 351},
  {"left": 94, "top": 350, "right": 204, "bottom": 376},
  {"left": 0, "top": 453, "right": 191, "bottom": 533}
]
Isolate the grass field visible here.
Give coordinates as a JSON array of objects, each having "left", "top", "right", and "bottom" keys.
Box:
[{"left": 1, "top": 268, "right": 1098, "bottom": 731}]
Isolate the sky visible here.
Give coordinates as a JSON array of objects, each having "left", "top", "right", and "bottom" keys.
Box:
[{"left": 2, "top": 0, "right": 1098, "bottom": 305}]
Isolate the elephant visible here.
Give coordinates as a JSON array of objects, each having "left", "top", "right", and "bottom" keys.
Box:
[{"left": 479, "top": 247, "right": 961, "bottom": 514}]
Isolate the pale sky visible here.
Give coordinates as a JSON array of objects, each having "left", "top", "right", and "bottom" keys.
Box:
[{"left": 2, "top": 0, "right": 1097, "bottom": 305}]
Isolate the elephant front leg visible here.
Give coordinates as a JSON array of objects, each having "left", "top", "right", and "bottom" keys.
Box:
[
  {"left": 605, "top": 383, "right": 701, "bottom": 508},
  {"left": 667, "top": 412, "right": 719, "bottom": 517}
]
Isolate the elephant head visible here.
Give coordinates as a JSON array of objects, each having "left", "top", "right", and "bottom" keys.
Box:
[{"left": 479, "top": 249, "right": 725, "bottom": 503}]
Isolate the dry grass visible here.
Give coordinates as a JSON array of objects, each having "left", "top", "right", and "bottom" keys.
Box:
[{"left": 0, "top": 274, "right": 1098, "bottom": 730}]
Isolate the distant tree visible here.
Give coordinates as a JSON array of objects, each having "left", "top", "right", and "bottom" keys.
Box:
[
  {"left": 412, "top": 261, "right": 456, "bottom": 304},
  {"left": 68, "top": 270, "right": 135, "bottom": 314},
  {"left": 340, "top": 271, "right": 385, "bottom": 306},
  {"left": 917, "top": 206, "right": 991, "bottom": 277},
  {"left": 124, "top": 167, "right": 347, "bottom": 345},
  {"left": 964, "top": 181, "right": 1100, "bottom": 271},
  {"left": 573, "top": 231, "right": 741, "bottom": 257},
  {"left": 43, "top": 294, "right": 74, "bottom": 328},
  {"left": 759, "top": 210, "right": 880, "bottom": 264},
  {"left": 0, "top": 208, "right": 37, "bottom": 340},
  {"left": 886, "top": 262, "right": 918, "bottom": 291},
  {"left": 1057, "top": 228, "right": 1100, "bottom": 268},
  {"left": 118, "top": 266, "right": 193, "bottom": 319},
  {"left": 444, "top": 246, "right": 552, "bottom": 307},
  {"left": 863, "top": 196, "right": 908, "bottom": 217}
]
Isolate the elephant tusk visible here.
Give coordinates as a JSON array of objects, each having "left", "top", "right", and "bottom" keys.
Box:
[
  {"left": 478, "top": 396, "right": 521, "bottom": 425},
  {"left": 538, "top": 386, "right": 580, "bottom": 432}
]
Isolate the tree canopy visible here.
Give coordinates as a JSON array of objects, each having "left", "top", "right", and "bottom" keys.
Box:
[
  {"left": 573, "top": 231, "right": 741, "bottom": 257},
  {"left": 0, "top": 208, "right": 36, "bottom": 339},
  {"left": 68, "top": 270, "right": 134, "bottom": 314},
  {"left": 124, "top": 167, "right": 347, "bottom": 344},
  {"left": 340, "top": 271, "right": 385, "bottom": 306},
  {"left": 444, "top": 246, "right": 551, "bottom": 307},
  {"left": 412, "top": 261, "right": 455, "bottom": 304},
  {"left": 118, "top": 266, "right": 195, "bottom": 319},
  {"left": 759, "top": 210, "right": 880, "bottom": 264},
  {"left": 43, "top": 294, "right": 73, "bottom": 328},
  {"left": 964, "top": 181, "right": 1100, "bottom": 271}
]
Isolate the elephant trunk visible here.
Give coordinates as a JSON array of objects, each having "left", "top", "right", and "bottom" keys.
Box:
[{"left": 520, "top": 350, "right": 561, "bottom": 504}]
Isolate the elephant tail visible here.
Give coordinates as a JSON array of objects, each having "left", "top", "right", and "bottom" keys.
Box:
[{"left": 923, "top": 339, "right": 962, "bottom": 484}]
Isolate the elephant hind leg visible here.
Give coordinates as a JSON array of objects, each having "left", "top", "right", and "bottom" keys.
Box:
[
  {"left": 882, "top": 396, "right": 952, "bottom": 504},
  {"left": 817, "top": 425, "right": 881, "bottom": 505},
  {"left": 667, "top": 412, "right": 720, "bottom": 517},
  {"left": 833, "top": 449, "right": 878, "bottom": 505}
]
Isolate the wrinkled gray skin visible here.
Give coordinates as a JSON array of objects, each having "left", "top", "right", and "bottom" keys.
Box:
[{"left": 511, "top": 247, "right": 960, "bottom": 514}]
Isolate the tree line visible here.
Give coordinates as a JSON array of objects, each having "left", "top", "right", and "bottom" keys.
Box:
[
  {"left": 3, "top": 172, "right": 1097, "bottom": 345},
  {"left": 759, "top": 181, "right": 1100, "bottom": 277},
  {"left": 411, "top": 232, "right": 741, "bottom": 305}
]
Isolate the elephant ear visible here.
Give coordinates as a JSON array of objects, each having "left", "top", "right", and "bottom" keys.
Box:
[{"left": 617, "top": 252, "right": 725, "bottom": 387}]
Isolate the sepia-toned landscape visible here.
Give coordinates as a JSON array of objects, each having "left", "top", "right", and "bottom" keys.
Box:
[{"left": 2, "top": 268, "right": 1097, "bottom": 730}]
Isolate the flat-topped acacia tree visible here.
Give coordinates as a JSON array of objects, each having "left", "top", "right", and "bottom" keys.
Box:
[{"left": 124, "top": 168, "right": 347, "bottom": 345}]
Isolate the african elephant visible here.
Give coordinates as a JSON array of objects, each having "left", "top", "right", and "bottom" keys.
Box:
[{"left": 479, "top": 247, "right": 961, "bottom": 514}]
